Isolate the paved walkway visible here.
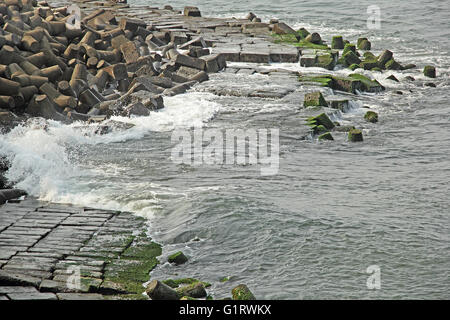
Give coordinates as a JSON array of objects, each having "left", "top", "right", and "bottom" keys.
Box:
[{"left": 0, "top": 196, "right": 159, "bottom": 300}]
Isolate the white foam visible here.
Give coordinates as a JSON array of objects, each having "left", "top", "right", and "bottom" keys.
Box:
[{"left": 0, "top": 91, "right": 221, "bottom": 216}]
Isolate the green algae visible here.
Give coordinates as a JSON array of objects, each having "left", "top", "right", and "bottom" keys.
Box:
[
  {"left": 348, "top": 128, "right": 364, "bottom": 142},
  {"left": 167, "top": 251, "right": 188, "bottom": 265},
  {"left": 318, "top": 132, "right": 334, "bottom": 141},
  {"left": 271, "top": 33, "right": 329, "bottom": 50},
  {"left": 304, "top": 91, "right": 328, "bottom": 108},
  {"left": 364, "top": 111, "right": 378, "bottom": 123},
  {"left": 162, "top": 278, "right": 211, "bottom": 289},
  {"left": 298, "top": 74, "right": 333, "bottom": 87},
  {"left": 102, "top": 240, "right": 162, "bottom": 296},
  {"left": 231, "top": 284, "right": 256, "bottom": 300}
]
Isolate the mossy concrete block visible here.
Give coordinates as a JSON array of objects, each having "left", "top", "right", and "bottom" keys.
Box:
[
  {"left": 357, "top": 38, "right": 371, "bottom": 50},
  {"left": 358, "top": 40, "right": 371, "bottom": 50},
  {"left": 304, "top": 91, "right": 328, "bottom": 107},
  {"left": 423, "top": 65, "right": 436, "bottom": 78},
  {"left": 231, "top": 284, "right": 256, "bottom": 300},
  {"left": 347, "top": 73, "right": 385, "bottom": 93},
  {"left": 331, "top": 35, "right": 344, "bottom": 49},
  {"left": 360, "top": 60, "right": 379, "bottom": 70},
  {"left": 385, "top": 59, "right": 402, "bottom": 70},
  {"left": 377, "top": 50, "right": 393, "bottom": 68},
  {"left": 316, "top": 52, "right": 336, "bottom": 70},
  {"left": 162, "top": 278, "right": 211, "bottom": 289},
  {"left": 349, "top": 63, "right": 360, "bottom": 71},
  {"left": 343, "top": 43, "right": 356, "bottom": 55},
  {"left": 272, "top": 23, "right": 298, "bottom": 38},
  {"left": 364, "top": 111, "right": 378, "bottom": 123},
  {"left": 296, "top": 27, "right": 310, "bottom": 40},
  {"left": 167, "top": 251, "right": 188, "bottom": 265},
  {"left": 298, "top": 74, "right": 333, "bottom": 87},
  {"left": 176, "top": 282, "right": 207, "bottom": 298},
  {"left": 307, "top": 113, "right": 335, "bottom": 130},
  {"left": 331, "top": 76, "right": 362, "bottom": 93},
  {"left": 305, "top": 32, "right": 322, "bottom": 44},
  {"left": 342, "top": 51, "right": 361, "bottom": 66},
  {"left": 363, "top": 51, "right": 377, "bottom": 60},
  {"left": 386, "top": 75, "right": 399, "bottom": 82},
  {"left": 300, "top": 54, "right": 317, "bottom": 67},
  {"left": 318, "top": 132, "right": 334, "bottom": 141},
  {"left": 146, "top": 280, "right": 180, "bottom": 300},
  {"left": 297, "top": 40, "right": 328, "bottom": 50},
  {"left": 328, "top": 98, "right": 349, "bottom": 111},
  {"left": 348, "top": 128, "right": 364, "bottom": 142},
  {"left": 313, "top": 124, "right": 328, "bottom": 134}
]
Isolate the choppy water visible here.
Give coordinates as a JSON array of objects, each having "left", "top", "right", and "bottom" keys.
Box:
[{"left": 1, "top": 1, "right": 449, "bottom": 299}]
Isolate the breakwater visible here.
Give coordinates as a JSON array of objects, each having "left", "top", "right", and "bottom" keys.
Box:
[{"left": 1, "top": 0, "right": 448, "bottom": 300}]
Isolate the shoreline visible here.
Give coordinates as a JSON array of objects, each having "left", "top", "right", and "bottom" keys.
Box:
[{"left": 0, "top": 0, "right": 441, "bottom": 300}]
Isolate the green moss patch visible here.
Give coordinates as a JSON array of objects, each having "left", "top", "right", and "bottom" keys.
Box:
[
  {"left": 348, "top": 73, "right": 385, "bottom": 92},
  {"left": 271, "top": 33, "right": 329, "bottom": 50},
  {"left": 101, "top": 239, "right": 162, "bottom": 296},
  {"left": 162, "top": 278, "right": 211, "bottom": 289}
]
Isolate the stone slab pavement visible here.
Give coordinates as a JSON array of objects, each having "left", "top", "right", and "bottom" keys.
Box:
[{"left": 0, "top": 196, "right": 157, "bottom": 300}]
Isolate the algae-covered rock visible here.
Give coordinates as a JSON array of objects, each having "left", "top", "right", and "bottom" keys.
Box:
[
  {"left": 146, "top": 280, "right": 181, "bottom": 300},
  {"left": 272, "top": 31, "right": 328, "bottom": 50},
  {"left": 316, "top": 52, "right": 336, "bottom": 70},
  {"left": 343, "top": 43, "right": 356, "bottom": 55},
  {"left": 377, "top": 50, "right": 393, "bottom": 68},
  {"left": 347, "top": 73, "right": 385, "bottom": 93},
  {"left": 331, "top": 36, "right": 344, "bottom": 49},
  {"left": 342, "top": 51, "right": 361, "bottom": 66},
  {"left": 297, "top": 27, "right": 310, "bottom": 39},
  {"left": 364, "top": 111, "right": 378, "bottom": 123},
  {"left": 386, "top": 74, "right": 399, "bottom": 82},
  {"left": 318, "top": 132, "right": 334, "bottom": 141},
  {"left": 168, "top": 251, "right": 188, "bottom": 265},
  {"left": 305, "top": 32, "right": 322, "bottom": 44},
  {"left": 163, "top": 278, "right": 211, "bottom": 289},
  {"left": 371, "top": 67, "right": 382, "bottom": 72},
  {"left": 402, "top": 63, "right": 416, "bottom": 70},
  {"left": 363, "top": 51, "right": 377, "bottom": 60},
  {"left": 313, "top": 124, "right": 329, "bottom": 134},
  {"left": 357, "top": 38, "right": 371, "bottom": 50},
  {"left": 300, "top": 54, "right": 317, "bottom": 67},
  {"left": 307, "top": 113, "right": 335, "bottom": 130},
  {"left": 423, "top": 65, "right": 436, "bottom": 78},
  {"left": 328, "top": 98, "right": 349, "bottom": 111},
  {"left": 176, "top": 282, "right": 207, "bottom": 298},
  {"left": 298, "top": 74, "right": 334, "bottom": 87},
  {"left": 304, "top": 91, "right": 328, "bottom": 107},
  {"left": 299, "top": 74, "right": 383, "bottom": 94},
  {"left": 348, "top": 128, "right": 364, "bottom": 142},
  {"left": 231, "top": 284, "right": 256, "bottom": 300},
  {"left": 385, "top": 59, "right": 402, "bottom": 70},
  {"left": 272, "top": 23, "right": 298, "bottom": 39},
  {"left": 102, "top": 239, "right": 162, "bottom": 296},
  {"left": 360, "top": 59, "right": 379, "bottom": 70},
  {"left": 349, "top": 63, "right": 360, "bottom": 71},
  {"left": 297, "top": 39, "right": 329, "bottom": 50}
]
